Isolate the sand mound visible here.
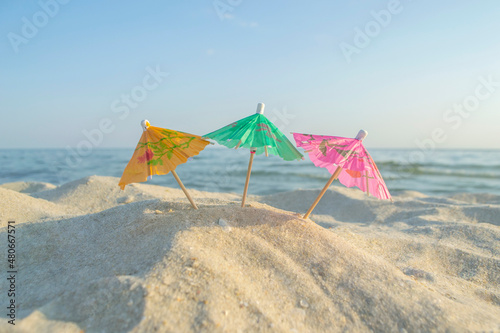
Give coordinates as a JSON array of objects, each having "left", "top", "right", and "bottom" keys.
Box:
[
  {"left": 30, "top": 176, "right": 160, "bottom": 214},
  {"left": 2, "top": 201, "right": 498, "bottom": 332},
  {"left": 450, "top": 192, "right": 500, "bottom": 205},
  {"left": 0, "top": 187, "right": 78, "bottom": 224},
  {"left": 31, "top": 175, "right": 240, "bottom": 215},
  {"left": 0, "top": 181, "right": 57, "bottom": 194},
  {"left": 1, "top": 176, "right": 499, "bottom": 332},
  {"left": 261, "top": 187, "right": 385, "bottom": 225}
]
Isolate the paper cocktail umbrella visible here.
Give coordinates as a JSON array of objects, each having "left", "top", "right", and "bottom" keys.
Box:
[
  {"left": 293, "top": 130, "right": 392, "bottom": 219},
  {"left": 204, "top": 103, "right": 303, "bottom": 207},
  {"left": 119, "top": 120, "right": 210, "bottom": 209}
]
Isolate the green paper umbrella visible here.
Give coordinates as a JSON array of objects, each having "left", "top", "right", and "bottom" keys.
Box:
[{"left": 204, "top": 103, "right": 303, "bottom": 207}]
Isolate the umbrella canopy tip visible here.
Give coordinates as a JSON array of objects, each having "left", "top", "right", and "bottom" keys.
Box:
[
  {"left": 355, "top": 129, "right": 368, "bottom": 141},
  {"left": 141, "top": 119, "right": 151, "bottom": 131},
  {"left": 256, "top": 103, "right": 265, "bottom": 114}
]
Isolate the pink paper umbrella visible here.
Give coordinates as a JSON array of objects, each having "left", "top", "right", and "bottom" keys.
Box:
[{"left": 293, "top": 130, "right": 392, "bottom": 219}]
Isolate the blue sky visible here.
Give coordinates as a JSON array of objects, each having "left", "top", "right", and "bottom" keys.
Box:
[{"left": 1, "top": 0, "right": 499, "bottom": 149}]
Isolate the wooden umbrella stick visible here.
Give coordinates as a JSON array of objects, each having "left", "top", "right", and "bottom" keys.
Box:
[
  {"left": 265, "top": 146, "right": 268, "bottom": 157},
  {"left": 241, "top": 151, "right": 255, "bottom": 207},
  {"left": 171, "top": 170, "right": 198, "bottom": 209},
  {"left": 303, "top": 166, "right": 342, "bottom": 219}
]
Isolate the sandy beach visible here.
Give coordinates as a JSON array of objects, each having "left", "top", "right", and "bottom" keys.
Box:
[{"left": 1, "top": 175, "right": 499, "bottom": 332}]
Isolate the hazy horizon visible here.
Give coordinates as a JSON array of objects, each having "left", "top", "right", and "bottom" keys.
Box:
[{"left": 1, "top": 146, "right": 500, "bottom": 151}]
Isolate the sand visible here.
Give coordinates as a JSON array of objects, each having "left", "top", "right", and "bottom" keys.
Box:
[{"left": 0, "top": 176, "right": 499, "bottom": 332}]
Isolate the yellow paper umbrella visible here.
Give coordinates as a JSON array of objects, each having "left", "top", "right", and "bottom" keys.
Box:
[{"left": 119, "top": 120, "right": 210, "bottom": 209}]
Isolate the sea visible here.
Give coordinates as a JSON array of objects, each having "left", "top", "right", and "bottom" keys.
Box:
[{"left": 1, "top": 147, "right": 499, "bottom": 196}]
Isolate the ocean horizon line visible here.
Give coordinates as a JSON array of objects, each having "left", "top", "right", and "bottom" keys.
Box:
[{"left": 1, "top": 146, "right": 500, "bottom": 151}]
